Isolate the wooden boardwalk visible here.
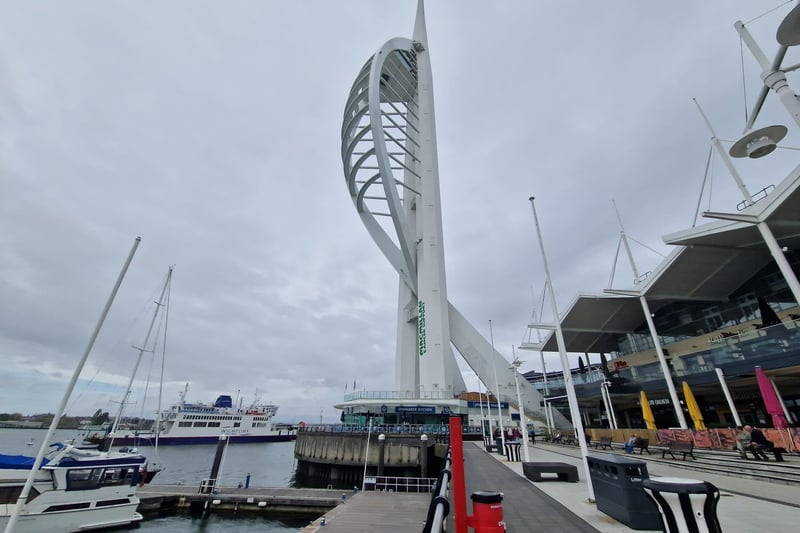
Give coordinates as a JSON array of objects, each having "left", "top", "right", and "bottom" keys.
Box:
[{"left": 298, "top": 492, "right": 430, "bottom": 532}]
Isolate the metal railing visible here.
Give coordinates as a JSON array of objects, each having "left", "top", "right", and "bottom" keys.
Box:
[
  {"left": 343, "top": 390, "right": 454, "bottom": 401},
  {"left": 363, "top": 475, "right": 436, "bottom": 493},
  {"left": 422, "top": 448, "right": 452, "bottom": 533},
  {"left": 298, "top": 423, "right": 481, "bottom": 435}
]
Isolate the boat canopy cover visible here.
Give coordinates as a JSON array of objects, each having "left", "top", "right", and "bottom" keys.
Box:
[
  {"left": 0, "top": 454, "right": 50, "bottom": 469},
  {"left": 214, "top": 395, "right": 233, "bottom": 408}
]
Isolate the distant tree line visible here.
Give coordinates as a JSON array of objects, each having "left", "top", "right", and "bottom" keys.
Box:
[{"left": 0, "top": 409, "right": 111, "bottom": 429}]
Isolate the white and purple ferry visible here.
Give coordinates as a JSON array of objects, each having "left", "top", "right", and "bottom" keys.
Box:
[{"left": 101, "top": 390, "right": 297, "bottom": 446}]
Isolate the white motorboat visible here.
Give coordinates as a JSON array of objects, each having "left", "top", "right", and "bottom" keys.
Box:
[{"left": 0, "top": 441, "right": 147, "bottom": 532}]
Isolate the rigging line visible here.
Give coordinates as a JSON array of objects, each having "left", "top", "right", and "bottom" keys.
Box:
[
  {"left": 135, "top": 273, "right": 171, "bottom": 423},
  {"left": 66, "top": 275, "right": 163, "bottom": 414},
  {"left": 138, "top": 310, "right": 165, "bottom": 422},
  {"left": 740, "top": 36, "right": 749, "bottom": 125},
  {"left": 627, "top": 235, "right": 667, "bottom": 258},
  {"left": 537, "top": 282, "right": 547, "bottom": 342},
  {"left": 708, "top": 150, "right": 714, "bottom": 214},
  {"left": 693, "top": 144, "right": 714, "bottom": 227},
  {"left": 776, "top": 145, "right": 800, "bottom": 150},
  {"left": 608, "top": 237, "right": 622, "bottom": 289},
  {"left": 743, "top": 0, "right": 794, "bottom": 25}
]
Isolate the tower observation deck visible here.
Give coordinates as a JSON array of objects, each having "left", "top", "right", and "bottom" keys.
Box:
[{"left": 339, "top": 1, "right": 570, "bottom": 429}]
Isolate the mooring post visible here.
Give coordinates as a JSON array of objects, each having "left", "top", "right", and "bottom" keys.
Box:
[
  {"left": 420, "top": 433, "right": 429, "bottom": 478},
  {"left": 377, "top": 433, "right": 386, "bottom": 477}
]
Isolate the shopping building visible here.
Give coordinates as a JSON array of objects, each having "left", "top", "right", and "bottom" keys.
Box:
[{"left": 521, "top": 167, "right": 800, "bottom": 430}]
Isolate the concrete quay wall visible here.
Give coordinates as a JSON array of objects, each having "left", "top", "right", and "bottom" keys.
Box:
[{"left": 294, "top": 431, "right": 425, "bottom": 467}]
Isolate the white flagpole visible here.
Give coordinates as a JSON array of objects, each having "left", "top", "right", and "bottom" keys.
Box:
[{"left": 529, "top": 197, "right": 594, "bottom": 501}]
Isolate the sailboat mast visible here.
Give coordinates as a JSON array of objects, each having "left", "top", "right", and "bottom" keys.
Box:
[
  {"left": 154, "top": 268, "right": 173, "bottom": 450},
  {"left": 5, "top": 237, "right": 141, "bottom": 533},
  {"left": 108, "top": 268, "right": 172, "bottom": 448}
]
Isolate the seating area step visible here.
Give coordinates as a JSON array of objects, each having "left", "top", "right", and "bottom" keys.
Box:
[{"left": 542, "top": 442, "right": 800, "bottom": 487}]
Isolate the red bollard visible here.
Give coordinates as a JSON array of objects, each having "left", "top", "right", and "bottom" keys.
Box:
[{"left": 468, "top": 491, "right": 505, "bottom": 533}]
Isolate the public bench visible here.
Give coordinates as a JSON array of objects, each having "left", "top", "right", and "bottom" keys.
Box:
[
  {"left": 595, "top": 436, "right": 613, "bottom": 450},
  {"left": 662, "top": 441, "right": 696, "bottom": 460},
  {"left": 522, "top": 462, "right": 579, "bottom": 482}
]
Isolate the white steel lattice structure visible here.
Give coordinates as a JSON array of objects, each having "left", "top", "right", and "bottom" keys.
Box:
[{"left": 340, "top": 1, "right": 569, "bottom": 427}]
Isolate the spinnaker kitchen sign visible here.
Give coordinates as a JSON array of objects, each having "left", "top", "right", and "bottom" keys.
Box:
[{"left": 418, "top": 300, "right": 426, "bottom": 356}]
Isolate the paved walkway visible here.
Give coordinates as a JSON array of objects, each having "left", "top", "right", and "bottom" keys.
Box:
[
  {"left": 295, "top": 441, "right": 800, "bottom": 531},
  {"left": 463, "top": 442, "right": 598, "bottom": 532},
  {"left": 480, "top": 441, "right": 800, "bottom": 532}
]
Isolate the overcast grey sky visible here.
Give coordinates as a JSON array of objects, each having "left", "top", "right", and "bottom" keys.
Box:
[{"left": 2, "top": 1, "right": 799, "bottom": 423}]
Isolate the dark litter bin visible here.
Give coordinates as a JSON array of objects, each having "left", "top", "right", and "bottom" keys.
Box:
[
  {"left": 504, "top": 442, "right": 521, "bottom": 462},
  {"left": 587, "top": 454, "right": 662, "bottom": 531},
  {"left": 642, "top": 477, "right": 721, "bottom": 533},
  {"left": 494, "top": 437, "right": 504, "bottom": 455}
]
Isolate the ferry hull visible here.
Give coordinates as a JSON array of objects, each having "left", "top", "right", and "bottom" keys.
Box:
[{"left": 109, "top": 433, "right": 297, "bottom": 446}]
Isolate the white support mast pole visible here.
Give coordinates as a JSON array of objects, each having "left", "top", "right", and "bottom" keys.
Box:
[
  {"left": 529, "top": 197, "right": 594, "bottom": 501},
  {"left": 540, "top": 349, "right": 553, "bottom": 434},
  {"left": 694, "top": 100, "right": 800, "bottom": 307},
  {"left": 512, "top": 347, "right": 530, "bottom": 462},
  {"left": 606, "top": 382, "right": 619, "bottom": 429},
  {"left": 534, "top": 295, "right": 552, "bottom": 435},
  {"left": 478, "top": 377, "right": 487, "bottom": 443},
  {"left": 600, "top": 382, "right": 613, "bottom": 429},
  {"left": 735, "top": 22, "right": 800, "bottom": 128},
  {"left": 5, "top": 237, "right": 141, "bottom": 533},
  {"left": 614, "top": 202, "right": 687, "bottom": 429},
  {"left": 484, "top": 378, "right": 494, "bottom": 439},
  {"left": 715, "top": 368, "right": 742, "bottom": 428},
  {"left": 489, "top": 320, "right": 505, "bottom": 450}
]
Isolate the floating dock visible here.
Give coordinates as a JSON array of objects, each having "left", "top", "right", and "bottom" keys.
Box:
[{"left": 137, "top": 485, "right": 344, "bottom": 515}]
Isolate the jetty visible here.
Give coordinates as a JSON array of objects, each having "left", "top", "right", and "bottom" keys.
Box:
[{"left": 137, "top": 485, "right": 344, "bottom": 515}]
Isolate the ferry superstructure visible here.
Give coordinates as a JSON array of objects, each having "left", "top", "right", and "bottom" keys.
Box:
[{"left": 104, "top": 391, "right": 296, "bottom": 446}]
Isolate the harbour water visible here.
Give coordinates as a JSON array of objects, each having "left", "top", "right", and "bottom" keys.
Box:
[{"left": 0, "top": 428, "right": 312, "bottom": 532}]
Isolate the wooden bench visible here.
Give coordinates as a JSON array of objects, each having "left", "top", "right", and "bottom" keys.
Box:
[
  {"left": 522, "top": 462, "right": 579, "bottom": 483},
  {"left": 662, "top": 441, "right": 696, "bottom": 460},
  {"left": 595, "top": 436, "right": 613, "bottom": 450},
  {"left": 635, "top": 438, "right": 651, "bottom": 455}
]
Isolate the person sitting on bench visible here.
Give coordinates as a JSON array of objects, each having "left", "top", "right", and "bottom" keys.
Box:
[
  {"left": 736, "top": 426, "right": 753, "bottom": 459},
  {"left": 624, "top": 434, "right": 639, "bottom": 454},
  {"left": 750, "top": 426, "right": 784, "bottom": 461},
  {"left": 740, "top": 425, "right": 769, "bottom": 460}
]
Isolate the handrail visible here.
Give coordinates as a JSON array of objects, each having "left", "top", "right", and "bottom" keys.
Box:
[
  {"left": 297, "top": 423, "right": 483, "bottom": 435},
  {"left": 422, "top": 447, "right": 452, "bottom": 533}
]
